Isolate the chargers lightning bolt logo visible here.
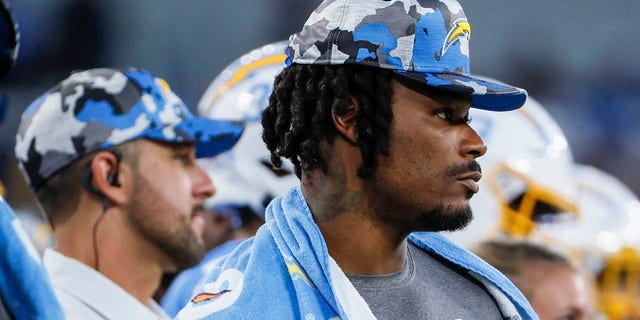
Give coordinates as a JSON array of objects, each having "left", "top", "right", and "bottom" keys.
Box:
[{"left": 440, "top": 18, "right": 471, "bottom": 56}]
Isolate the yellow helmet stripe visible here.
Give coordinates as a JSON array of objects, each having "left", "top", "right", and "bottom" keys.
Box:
[{"left": 204, "top": 54, "right": 286, "bottom": 112}]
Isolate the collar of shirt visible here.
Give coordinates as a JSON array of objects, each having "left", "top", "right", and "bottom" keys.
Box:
[{"left": 43, "top": 248, "right": 170, "bottom": 320}]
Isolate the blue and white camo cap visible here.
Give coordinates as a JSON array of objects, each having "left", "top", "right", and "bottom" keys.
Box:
[
  {"left": 288, "top": 0, "right": 527, "bottom": 111},
  {"left": 15, "top": 68, "right": 245, "bottom": 191}
]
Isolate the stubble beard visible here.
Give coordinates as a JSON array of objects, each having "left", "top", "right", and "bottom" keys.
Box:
[{"left": 125, "top": 173, "right": 205, "bottom": 271}]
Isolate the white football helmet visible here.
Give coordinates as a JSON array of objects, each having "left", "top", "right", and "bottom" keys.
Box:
[
  {"left": 197, "top": 41, "right": 299, "bottom": 219},
  {"left": 545, "top": 164, "right": 640, "bottom": 319},
  {"left": 446, "top": 95, "right": 579, "bottom": 248}
]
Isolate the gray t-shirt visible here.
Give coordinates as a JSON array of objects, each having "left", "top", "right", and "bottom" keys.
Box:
[{"left": 347, "top": 243, "right": 504, "bottom": 319}]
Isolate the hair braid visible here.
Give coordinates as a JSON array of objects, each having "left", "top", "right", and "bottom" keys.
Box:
[{"left": 262, "top": 64, "right": 393, "bottom": 179}]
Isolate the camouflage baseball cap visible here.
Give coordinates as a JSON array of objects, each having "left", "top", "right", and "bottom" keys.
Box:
[
  {"left": 15, "top": 68, "right": 245, "bottom": 190},
  {"left": 287, "top": 0, "right": 527, "bottom": 111}
]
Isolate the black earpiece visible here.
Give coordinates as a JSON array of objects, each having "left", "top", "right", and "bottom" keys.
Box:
[
  {"left": 107, "top": 171, "right": 120, "bottom": 187},
  {"left": 82, "top": 170, "right": 119, "bottom": 194},
  {"left": 81, "top": 150, "right": 122, "bottom": 204}
]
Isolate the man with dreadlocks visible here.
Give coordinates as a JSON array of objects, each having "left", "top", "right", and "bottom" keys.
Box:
[{"left": 176, "top": 0, "right": 538, "bottom": 319}]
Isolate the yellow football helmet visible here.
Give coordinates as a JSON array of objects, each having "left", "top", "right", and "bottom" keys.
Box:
[
  {"left": 197, "top": 41, "right": 299, "bottom": 218},
  {"left": 546, "top": 164, "right": 640, "bottom": 319}
]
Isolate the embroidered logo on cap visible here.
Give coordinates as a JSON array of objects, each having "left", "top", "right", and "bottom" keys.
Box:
[{"left": 441, "top": 18, "right": 471, "bottom": 56}]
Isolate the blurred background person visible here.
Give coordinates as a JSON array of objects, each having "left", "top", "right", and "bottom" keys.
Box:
[
  {"left": 545, "top": 164, "right": 640, "bottom": 320},
  {"left": 13, "top": 68, "right": 244, "bottom": 319},
  {"left": 160, "top": 40, "right": 299, "bottom": 317},
  {"left": 0, "top": 1, "right": 64, "bottom": 318},
  {"left": 473, "top": 239, "right": 594, "bottom": 320}
]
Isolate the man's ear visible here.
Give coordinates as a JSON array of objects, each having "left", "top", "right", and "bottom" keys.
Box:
[
  {"left": 85, "top": 151, "right": 127, "bottom": 206},
  {"left": 331, "top": 96, "right": 360, "bottom": 145}
]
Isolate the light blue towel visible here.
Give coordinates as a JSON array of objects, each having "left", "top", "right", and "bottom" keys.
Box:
[
  {"left": 176, "top": 187, "right": 537, "bottom": 319},
  {"left": 162, "top": 239, "right": 242, "bottom": 317},
  {"left": 0, "top": 197, "right": 64, "bottom": 319}
]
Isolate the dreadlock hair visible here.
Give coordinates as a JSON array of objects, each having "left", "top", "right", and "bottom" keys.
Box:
[{"left": 261, "top": 64, "right": 394, "bottom": 179}]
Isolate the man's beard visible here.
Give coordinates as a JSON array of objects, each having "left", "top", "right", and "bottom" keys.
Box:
[
  {"left": 125, "top": 173, "right": 205, "bottom": 271},
  {"left": 379, "top": 161, "right": 479, "bottom": 233},
  {"left": 414, "top": 204, "right": 473, "bottom": 232},
  {"left": 373, "top": 202, "right": 473, "bottom": 234},
  {"left": 411, "top": 160, "right": 480, "bottom": 232}
]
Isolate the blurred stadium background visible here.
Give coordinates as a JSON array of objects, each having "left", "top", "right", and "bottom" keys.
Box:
[{"left": 1, "top": 0, "right": 638, "bottom": 222}]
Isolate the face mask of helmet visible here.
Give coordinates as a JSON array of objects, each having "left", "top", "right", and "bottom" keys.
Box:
[{"left": 487, "top": 163, "right": 578, "bottom": 237}]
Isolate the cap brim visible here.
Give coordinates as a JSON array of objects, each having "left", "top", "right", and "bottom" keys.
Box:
[
  {"left": 394, "top": 71, "right": 527, "bottom": 112},
  {"left": 173, "top": 117, "right": 245, "bottom": 158}
]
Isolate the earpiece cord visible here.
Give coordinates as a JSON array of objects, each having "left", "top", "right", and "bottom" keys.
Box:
[
  {"left": 92, "top": 199, "right": 109, "bottom": 272},
  {"left": 87, "top": 148, "right": 121, "bottom": 272}
]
